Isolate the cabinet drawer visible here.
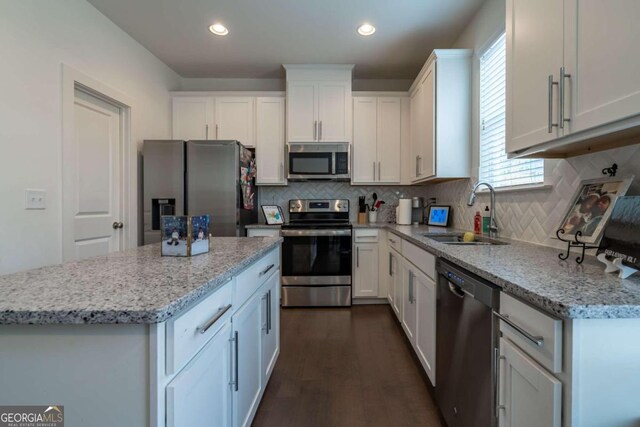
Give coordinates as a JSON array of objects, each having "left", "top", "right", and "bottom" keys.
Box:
[
  {"left": 354, "top": 228, "right": 379, "bottom": 243},
  {"left": 401, "top": 240, "right": 436, "bottom": 280},
  {"left": 499, "top": 293, "right": 562, "bottom": 373},
  {"left": 235, "top": 248, "right": 280, "bottom": 308},
  {"left": 247, "top": 228, "right": 280, "bottom": 238},
  {"left": 166, "top": 281, "right": 233, "bottom": 375},
  {"left": 387, "top": 233, "right": 402, "bottom": 252}
]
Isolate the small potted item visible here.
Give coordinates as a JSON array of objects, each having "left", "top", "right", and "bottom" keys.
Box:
[{"left": 161, "top": 214, "right": 211, "bottom": 257}]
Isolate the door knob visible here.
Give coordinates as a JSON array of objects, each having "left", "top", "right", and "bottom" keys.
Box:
[{"left": 112, "top": 222, "right": 124, "bottom": 229}]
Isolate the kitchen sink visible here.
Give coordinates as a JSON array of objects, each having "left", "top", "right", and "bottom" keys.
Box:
[{"left": 422, "top": 233, "right": 509, "bottom": 246}]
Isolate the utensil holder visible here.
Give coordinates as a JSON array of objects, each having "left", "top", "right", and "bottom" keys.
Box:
[{"left": 368, "top": 211, "right": 377, "bottom": 223}]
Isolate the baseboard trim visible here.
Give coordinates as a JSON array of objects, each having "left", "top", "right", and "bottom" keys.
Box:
[{"left": 352, "top": 298, "right": 390, "bottom": 305}]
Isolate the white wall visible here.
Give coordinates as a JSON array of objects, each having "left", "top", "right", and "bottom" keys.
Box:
[
  {"left": 425, "top": 0, "right": 640, "bottom": 247},
  {"left": 0, "top": 0, "right": 181, "bottom": 274}
]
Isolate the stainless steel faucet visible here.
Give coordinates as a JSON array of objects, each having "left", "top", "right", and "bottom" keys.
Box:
[{"left": 467, "top": 182, "right": 498, "bottom": 238}]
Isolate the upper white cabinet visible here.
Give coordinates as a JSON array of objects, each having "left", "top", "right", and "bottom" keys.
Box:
[
  {"left": 172, "top": 94, "right": 257, "bottom": 147},
  {"left": 215, "top": 97, "right": 255, "bottom": 147},
  {"left": 507, "top": 0, "right": 640, "bottom": 157},
  {"left": 408, "top": 50, "right": 472, "bottom": 183},
  {"left": 255, "top": 97, "right": 286, "bottom": 185},
  {"left": 172, "top": 97, "right": 215, "bottom": 141},
  {"left": 352, "top": 96, "right": 403, "bottom": 184},
  {"left": 284, "top": 65, "right": 353, "bottom": 143}
]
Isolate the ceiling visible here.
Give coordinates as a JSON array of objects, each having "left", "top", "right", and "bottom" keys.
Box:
[{"left": 87, "top": 0, "right": 485, "bottom": 79}]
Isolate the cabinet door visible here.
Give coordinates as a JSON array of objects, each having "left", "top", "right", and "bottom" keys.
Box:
[
  {"left": 392, "top": 250, "right": 403, "bottom": 320},
  {"left": 166, "top": 322, "right": 232, "bottom": 427},
  {"left": 420, "top": 65, "right": 436, "bottom": 179},
  {"left": 256, "top": 97, "right": 286, "bottom": 185},
  {"left": 506, "top": 0, "right": 564, "bottom": 153},
  {"left": 410, "top": 85, "right": 424, "bottom": 182},
  {"left": 401, "top": 263, "right": 417, "bottom": 344},
  {"left": 499, "top": 338, "right": 562, "bottom": 427},
  {"left": 172, "top": 97, "right": 214, "bottom": 140},
  {"left": 377, "top": 98, "right": 402, "bottom": 183},
  {"left": 352, "top": 97, "right": 378, "bottom": 183},
  {"left": 215, "top": 97, "right": 255, "bottom": 147},
  {"left": 564, "top": 0, "right": 640, "bottom": 134},
  {"left": 415, "top": 269, "right": 436, "bottom": 386},
  {"left": 232, "top": 293, "right": 263, "bottom": 427},
  {"left": 287, "top": 81, "right": 317, "bottom": 142},
  {"left": 354, "top": 243, "right": 379, "bottom": 297},
  {"left": 261, "top": 271, "right": 280, "bottom": 385},
  {"left": 318, "top": 82, "right": 350, "bottom": 142}
]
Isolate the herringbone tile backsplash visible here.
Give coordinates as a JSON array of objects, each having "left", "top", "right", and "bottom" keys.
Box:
[{"left": 259, "top": 145, "right": 640, "bottom": 248}]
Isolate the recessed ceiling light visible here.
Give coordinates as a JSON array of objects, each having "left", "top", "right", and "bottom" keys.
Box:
[
  {"left": 357, "top": 23, "right": 376, "bottom": 36},
  {"left": 209, "top": 23, "right": 229, "bottom": 36}
]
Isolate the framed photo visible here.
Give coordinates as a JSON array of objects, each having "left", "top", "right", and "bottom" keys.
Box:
[
  {"left": 261, "top": 205, "right": 285, "bottom": 225},
  {"left": 189, "top": 215, "right": 211, "bottom": 256},
  {"left": 161, "top": 216, "right": 189, "bottom": 257},
  {"left": 597, "top": 196, "right": 640, "bottom": 270},
  {"left": 427, "top": 205, "right": 451, "bottom": 227},
  {"left": 556, "top": 176, "right": 634, "bottom": 244}
]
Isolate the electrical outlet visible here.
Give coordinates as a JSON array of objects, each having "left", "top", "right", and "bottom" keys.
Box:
[{"left": 25, "top": 189, "right": 46, "bottom": 210}]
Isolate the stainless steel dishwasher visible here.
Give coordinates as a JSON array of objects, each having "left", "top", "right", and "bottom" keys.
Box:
[{"left": 435, "top": 258, "right": 499, "bottom": 427}]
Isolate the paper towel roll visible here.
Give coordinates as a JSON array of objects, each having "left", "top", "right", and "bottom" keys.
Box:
[{"left": 396, "top": 199, "right": 412, "bottom": 225}]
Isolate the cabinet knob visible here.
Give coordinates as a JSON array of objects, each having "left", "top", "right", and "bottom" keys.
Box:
[{"left": 112, "top": 222, "right": 124, "bottom": 229}]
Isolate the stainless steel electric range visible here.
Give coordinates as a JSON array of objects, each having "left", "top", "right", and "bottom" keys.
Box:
[{"left": 280, "top": 199, "right": 352, "bottom": 307}]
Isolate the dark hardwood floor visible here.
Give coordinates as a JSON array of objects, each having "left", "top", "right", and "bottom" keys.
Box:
[{"left": 252, "top": 305, "right": 443, "bottom": 427}]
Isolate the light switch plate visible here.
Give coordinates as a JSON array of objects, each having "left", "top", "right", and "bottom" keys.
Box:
[{"left": 25, "top": 189, "right": 46, "bottom": 210}]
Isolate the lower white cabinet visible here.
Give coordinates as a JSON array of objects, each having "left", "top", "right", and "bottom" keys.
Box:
[
  {"left": 166, "top": 322, "right": 232, "bottom": 427},
  {"left": 414, "top": 268, "right": 436, "bottom": 386},
  {"left": 353, "top": 243, "right": 379, "bottom": 297},
  {"left": 401, "top": 260, "right": 418, "bottom": 344},
  {"left": 499, "top": 337, "right": 562, "bottom": 427},
  {"left": 390, "top": 248, "right": 403, "bottom": 320},
  {"left": 261, "top": 271, "right": 280, "bottom": 384},
  {"left": 232, "top": 290, "right": 264, "bottom": 427}
]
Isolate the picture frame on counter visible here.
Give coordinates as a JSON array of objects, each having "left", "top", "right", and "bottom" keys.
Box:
[
  {"left": 597, "top": 196, "right": 640, "bottom": 271},
  {"left": 161, "top": 214, "right": 211, "bottom": 257},
  {"left": 427, "top": 205, "right": 451, "bottom": 227},
  {"left": 262, "top": 205, "right": 285, "bottom": 225},
  {"left": 556, "top": 176, "right": 634, "bottom": 244}
]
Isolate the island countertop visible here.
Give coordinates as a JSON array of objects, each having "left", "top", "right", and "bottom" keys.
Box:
[{"left": 0, "top": 237, "right": 282, "bottom": 325}]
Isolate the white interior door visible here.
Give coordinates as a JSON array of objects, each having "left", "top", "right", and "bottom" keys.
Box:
[{"left": 64, "top": 89, "right": 122, "bottom": 261}]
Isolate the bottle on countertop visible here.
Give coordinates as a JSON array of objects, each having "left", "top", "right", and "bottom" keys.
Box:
[
  {"left": 474, "top": 211, "right": 482, "bottom": 235},
  {"left": 482, "top": 206, "right": 490, "bottom": 234}
]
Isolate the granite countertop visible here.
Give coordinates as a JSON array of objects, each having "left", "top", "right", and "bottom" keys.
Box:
[
  {"left": 376, "top": 224, "right": 640, "bottom": 319},
  {"left": 0, "top": 237, "right": 282, "bottom": 325}
]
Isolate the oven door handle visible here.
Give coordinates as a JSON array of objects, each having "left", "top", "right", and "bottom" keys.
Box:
[{"left": 281, "top": 229, "right": 352, "bottom": 237}]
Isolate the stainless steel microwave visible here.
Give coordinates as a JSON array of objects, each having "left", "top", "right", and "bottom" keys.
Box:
[{"left": 287, "top": 143, "right": 350, "bottom": 181}]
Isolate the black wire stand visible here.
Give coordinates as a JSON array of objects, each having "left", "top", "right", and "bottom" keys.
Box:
[{"left": 556, "top": 229, "right": 598, "bottom": 264}]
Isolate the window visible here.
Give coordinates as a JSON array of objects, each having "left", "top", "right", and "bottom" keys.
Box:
[{"left": 479, "top": 33, "right": 543, "bottom": 188}]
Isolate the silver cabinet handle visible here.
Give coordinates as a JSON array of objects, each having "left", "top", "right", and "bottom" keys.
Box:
[
  {"left": 229, "top": 331, "right": 239, "bottom": 391},
  {"left": 267, "top": 289, "right": 272, "bottom": 334},
  {"left": 560, "top": 67, "right": 571, "bottom": 129},
  {"left": 205, "top": 124, "right": 209, "bottom": 139},
  {"left": 493, "top": 311, "right": 544, "bottom": 347},
  {"left": 389, "top": 238, "right": 397, "bottom": 244},
  {"left": 197, "top": 303, "right": 232, "bottom": 334},
  {"left": 408, "top": 270, "right": 414, "bottom": 303},
  {"left": 259, "top": 264, "right": 275, "bottom": 277},
  {"left": 314, "top": 120, "right": 318, "bottom": 140},
  {"left": 356, "top": 246, "right": 360, "bottom": 268},
  {"left": 319, "top": 121, "right": 322, "bottom": 140},
  {"left": 415, "top": 156, "right": 419, "bottom": 177},
  {"left": 416, "top": 156, "right": 422, "bottom": 177},
  {"left": 373, "top": 162, "right": 376, "bottom": 181},
  {"left": 389, "top": 253, "right": 393, "bottom": 276},
  {"left": 280, "top": 162, "right": 284, "bottom": 181},
  {"left": 378, "top": 161, "right": 381, "bottom": 181},
  {"left": 215, "top": 123, "right": 219, "bottom": 139},
  {"left": 548, "top": 74, "right": 559, "bottom": 133}
]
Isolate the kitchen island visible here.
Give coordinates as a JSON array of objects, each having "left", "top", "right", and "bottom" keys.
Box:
[{"left": 0, "top": 237, "right": 282, "bottom": 427}]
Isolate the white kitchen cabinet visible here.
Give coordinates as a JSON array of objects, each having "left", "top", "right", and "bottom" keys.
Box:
[
  {"left": 284, "top": 65, "right": 353, "bottom": 144},
  {"left": 215, "top": 97, "right": 255, "bottom": 147},
  {"left": 261, "top": 271, "right": 280, "bottom": 385},
  {"left": 353, "top": 243, "right": 379, "bottom": 298},
  {"left": 352, "top": 96, "right": 402, "bottom": 184},
  {"left": 232, "top": 291, "right": 263, "bottom": 427},
  {"left": 166, "top": 322, "right": 232, "bottom": 427},
  {"left": 507, "top": 0, "right": 640, "bottom": 158},
  {"left": 414, "top": 268, "right": 436, "bottom": 386},
  {"left": 172, "top": 96, "right": 215, "bottom": 140},
  {"left": 499, "top": 337, "right": 562, "bottom": 427},
  {"left": 408, "top": 50, "right": 471, "bottom": 183},
  {"left": 255, "top": 97, "right": 286, "bottom": 185},
  {"left": 376, "top": 229, "right": 389, "bottom": 299},
  {"left": 401, "top": 260, "right": 418, "bottom": 344}
]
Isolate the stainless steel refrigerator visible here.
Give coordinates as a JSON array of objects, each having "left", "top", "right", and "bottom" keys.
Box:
[{"left": 142, "top": 140, "right": 258, "bottom": 244}]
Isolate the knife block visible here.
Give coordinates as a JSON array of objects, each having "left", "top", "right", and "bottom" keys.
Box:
[{"left": 357, "top": 213, "right": 368, "bottom": 224}]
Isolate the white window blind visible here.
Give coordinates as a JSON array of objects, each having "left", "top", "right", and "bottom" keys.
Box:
[{"left": 479, "top": 33, "right": 543, "bottom": 188}]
